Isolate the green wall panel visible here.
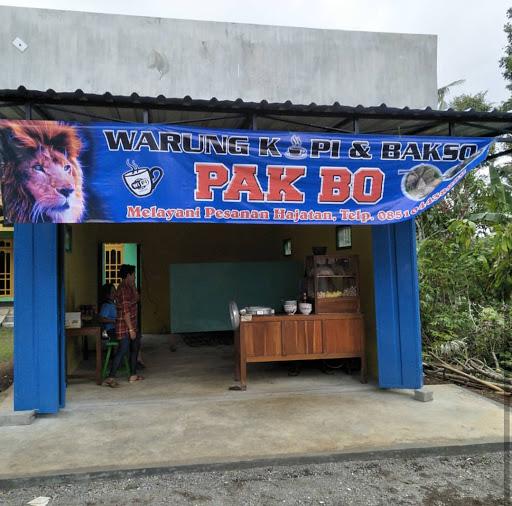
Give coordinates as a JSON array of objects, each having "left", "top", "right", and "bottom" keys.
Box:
[
  {"left": 170, "top": 261, "right": 303, "bottom": 333},
  {"left": 123, "top": 243, "right": 138, "bottom": 287}
]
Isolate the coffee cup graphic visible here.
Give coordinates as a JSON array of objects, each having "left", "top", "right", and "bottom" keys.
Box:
[
  {"left": 284, "top": 135, "right": 307, "bottom": 160},
  {"left": 123, "top": 160, "right": 163, "bottom": 197}
]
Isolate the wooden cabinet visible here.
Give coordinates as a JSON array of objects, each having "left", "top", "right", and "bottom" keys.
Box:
[
  {"left": 322, "top": 318, "right": 363, "bottom": 354},
  {"left": 305, "top": 254, "right": 361, "bottom": 314},
  {"left": 282, "top": 319, "right": 322, "bottom": 356},
  {"left": 244, "top": 321, "right": 281, "bottom": 358},
  {"left": 235, "top": 313, "right": 366, "bottom": 389}
]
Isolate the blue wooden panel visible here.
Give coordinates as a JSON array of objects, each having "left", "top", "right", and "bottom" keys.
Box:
[
  {"left": 13, "top": 224, "right": 36, "bottom": 411},
  {"left": 372, "top": 220, "right": 423, "bottom": 389},
  {"left": 58, "top": 227, "right": 66, "bottom": 408},
  {"left": 372, "top": 224, "right": 402, "bottom": 386},
  {"left": 14, "top": 224, "right": 62, "bottom": 413},
  {"left": 395, "top": 220, "right": 423, "bottom": 388}
]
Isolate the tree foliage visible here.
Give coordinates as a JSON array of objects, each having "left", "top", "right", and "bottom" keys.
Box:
[
  {"left": 437, "top": 79, "right": 465, "bottom": 109},
  {"left": 500, "top": 7, "right": 512, "bottom": 110},
  {"left": 449, "top": 92, "right": 492, "bottom": 112},
  {"left": 418, "top": 91, "right": 511, "bottom": 370}
]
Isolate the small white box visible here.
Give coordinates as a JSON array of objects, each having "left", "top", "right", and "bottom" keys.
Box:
[
  {"left": 12, "top": 37, "right": 28, "bottom": 52},
  {"left": 65, "top": 312, "right": 82, "bottom": 329}
]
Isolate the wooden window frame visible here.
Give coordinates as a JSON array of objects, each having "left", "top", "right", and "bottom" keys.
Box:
[
  {"left": 104, "top": 243, "right": 124, "bottom": 288},
  {"left": 0, "top": 239, "right": 14, "bottom": 297}
]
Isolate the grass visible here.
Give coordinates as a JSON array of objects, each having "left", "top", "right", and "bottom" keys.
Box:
[
  {"left": 0, "top": 326, "right": 14, "bottom": 390},
  {"left": 0, "top": 326, "right": 13, "bottom": 366}
]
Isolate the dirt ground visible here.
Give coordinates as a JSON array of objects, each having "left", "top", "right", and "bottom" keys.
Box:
[
  {"left": 0, "top": 450, "right": 508, "bottom": 505},
  {"left": 0, "top": 365, "right": 13, "bottom": 392}
]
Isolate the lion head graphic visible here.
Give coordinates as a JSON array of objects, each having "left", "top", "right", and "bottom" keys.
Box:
[{"left": 0, "top": 121, "right": 85, "bottom": 223}]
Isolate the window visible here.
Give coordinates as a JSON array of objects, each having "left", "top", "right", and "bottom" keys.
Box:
[
  {"left": 104, "top": 243, "right": 124, "bottom": 287},
  {"left": 0, "top": 239, "right": 13, "bottom": 297},
  {"left": 335, "top": 226, "right": 352, "bottom": 250}
]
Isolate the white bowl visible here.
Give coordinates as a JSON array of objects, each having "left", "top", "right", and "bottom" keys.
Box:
[
  {"left": 284, "top": 300, "right": 297, "bottom": 306},
  {"left": 298, "top": 303, "right": 312, "bottom": 315},
  {"left": 283, "top": 304, "right": 297, "bottom": 315}
]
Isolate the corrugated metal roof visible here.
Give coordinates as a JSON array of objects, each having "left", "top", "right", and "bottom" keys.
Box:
[{"left": 1, "top": 86, "right": 512, "bottom": 137}]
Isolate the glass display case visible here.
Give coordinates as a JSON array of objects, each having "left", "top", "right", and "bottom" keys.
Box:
[{"left": 305, "top": 254, "right": 360, "bottom": 313}]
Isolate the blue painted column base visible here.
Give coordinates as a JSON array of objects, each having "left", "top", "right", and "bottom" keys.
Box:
[
  {"left": 14, "top": 224, "right": 65, "bottom": 413},
  {"left": 372, "top": 220, "right": 423, "bottom": 389}
]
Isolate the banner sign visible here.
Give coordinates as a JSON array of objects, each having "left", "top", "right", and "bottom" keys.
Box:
[{"left": 0, "top": 120, "right": 494, "bottom": 225}]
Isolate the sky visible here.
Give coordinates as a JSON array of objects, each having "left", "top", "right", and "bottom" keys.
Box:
[{"left": 1, "top": 0, "right": 510, "bottom": 107}]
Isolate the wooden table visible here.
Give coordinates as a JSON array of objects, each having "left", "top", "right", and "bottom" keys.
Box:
[
  {"left": 65, "top": 325, "right": 103, "bottom": 385},
  {"left": 235, "top": 313, "right": 366, "bottom": 390}
]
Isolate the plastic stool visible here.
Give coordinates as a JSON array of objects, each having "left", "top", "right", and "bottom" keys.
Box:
[{"left": 101, "top": 339, "right": 130, "bottom": 379}]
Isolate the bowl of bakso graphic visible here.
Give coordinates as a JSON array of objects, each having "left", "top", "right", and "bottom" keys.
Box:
[{"left": 401, "top": 164, "right": 443, "bottom": 201}]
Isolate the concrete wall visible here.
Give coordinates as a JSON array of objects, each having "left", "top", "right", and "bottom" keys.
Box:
[
  {"left": 0, "top": 6, "right": 437, "bottom": 107},
  {"left": 66, "top": 223, "right": 279, "bottom": 332},
  {"left": 64, "top": 223, "right": 377, "bottom": 376}
]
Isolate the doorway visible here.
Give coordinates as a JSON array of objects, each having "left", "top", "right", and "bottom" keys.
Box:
[
  {"left": 101, "top": 243, "right": 140, "bottom": 289},
  {"left": 100, "top": 242, "right": 141, "bottom": 333}
]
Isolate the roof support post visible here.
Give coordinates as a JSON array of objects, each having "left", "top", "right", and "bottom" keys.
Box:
[
  {"left": 142, "top": 109, "right": 150, "bottom": 124},
  {"left": 372, "top": 220, "right": 423, "bottom": 389},
  {"left": 251, "top": 114, "right": 258, "bottom": 130},
  {"left": 14, "top": 224, "right": 65, "bottom": 413},
  {"left": 448, "top": 122, "right": 455, "bottom": 136},
  {"left": 24, "top": 103, "right": 32, "bottom": 120},
  {"left": 14, "top": 97, "right": 66, "bottom": 414},
  {"left": 353, "top": 117, "right": 360, "bottom": 134}
]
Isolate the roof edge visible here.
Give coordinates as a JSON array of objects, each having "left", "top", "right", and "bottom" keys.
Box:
[{"left": 1, "top": 87, "right": 511, "bottom": 123}]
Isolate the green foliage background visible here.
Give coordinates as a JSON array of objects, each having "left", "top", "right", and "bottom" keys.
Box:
[{"left": 419, "top": 69, "right": 512, "bottom": 369}]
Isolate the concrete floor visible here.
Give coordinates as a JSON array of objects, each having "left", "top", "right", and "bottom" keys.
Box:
[
  {"left": 0, "top": 335, "right": 507, "bottom": 480},
  {"left": 67, "top": 334, "right": 371, "bottom": 406}
]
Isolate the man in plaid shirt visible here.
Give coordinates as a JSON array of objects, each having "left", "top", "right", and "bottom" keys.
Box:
[
  {"left": 115, "top": 274, "right": 138, "bottom": 340},
  {"left": 104, "top": 264, "right": 144, "bottom": 387}
]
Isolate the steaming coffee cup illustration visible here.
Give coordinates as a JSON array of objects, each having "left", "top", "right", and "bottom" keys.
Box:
[
  {"left": 122, "top": 160, "right": 163, "bottom": 197},
  {"left": 284, "top": 135, "right": 307, "bottom": 160}
]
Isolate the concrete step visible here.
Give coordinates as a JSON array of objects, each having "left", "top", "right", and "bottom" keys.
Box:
[
  {"left": 2, "top": 310, "right": 14, "bottom": 327},
  {"left": 0, "top": 388, "right": 35, "bottom": 427},
  {"left": 0, "top": 410, "right": 35, "bottom": 427}
]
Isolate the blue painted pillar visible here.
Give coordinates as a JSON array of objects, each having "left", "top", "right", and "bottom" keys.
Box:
[
  {"left": 371, "top": 219, "right": 423, "bottom": 389},
  {"left": 14, "top": 224, "right": 65, "bottom": 413}
]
